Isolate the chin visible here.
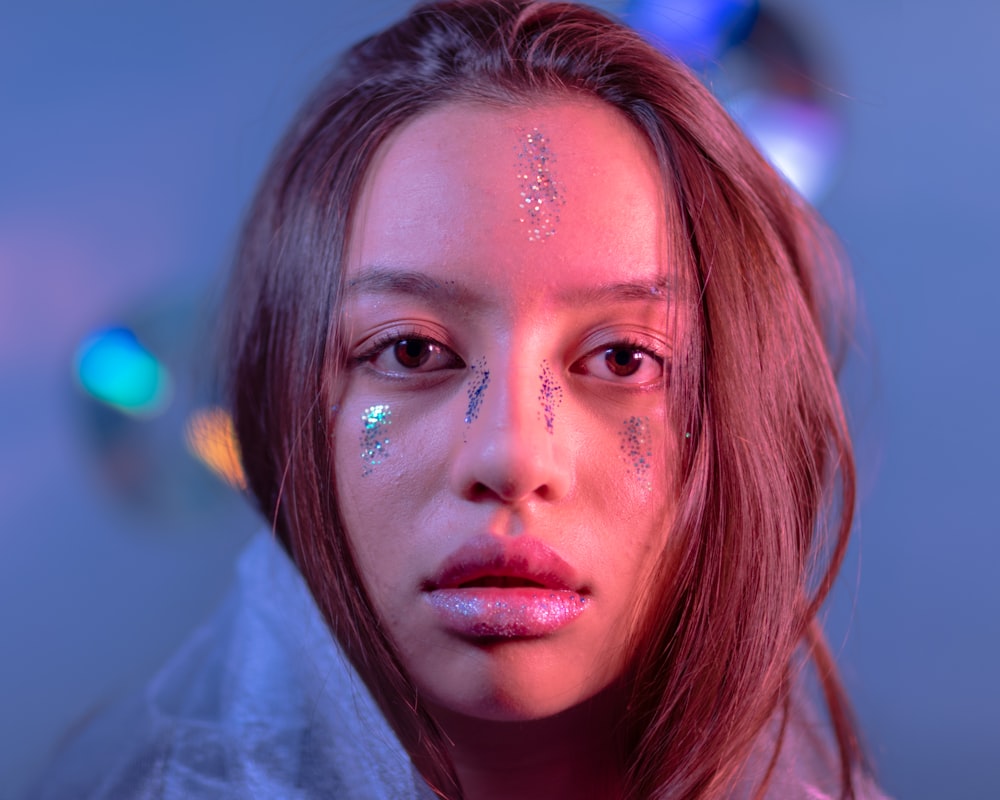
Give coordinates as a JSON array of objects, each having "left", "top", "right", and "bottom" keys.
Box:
[{"left": 418, "top": 642, "right": 614, "bottom": 723}]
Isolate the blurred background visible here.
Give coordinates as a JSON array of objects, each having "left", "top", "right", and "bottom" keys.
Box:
[{"left": 1, "top": 1, "right": 997, "bottom": 797}]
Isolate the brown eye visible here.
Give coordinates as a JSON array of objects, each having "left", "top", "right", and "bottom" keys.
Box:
[
  {"left": 363, "top": 334, "right": 464, "bottom": 376},
  {"left": 571, "top": 338, "right": 666, "bottom": 386},
  {"left": 394, "top": 339, "right": 434, "bottom": 369},
  {"left": 604, "top": 347, "right": 643, "bottom": 377}
]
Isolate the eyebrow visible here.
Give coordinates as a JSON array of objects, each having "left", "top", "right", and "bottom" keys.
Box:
[
  {"left": 347, "top": 267, "right": 487, "bottom": 309},
  {"left": 555, "top": 277, "right": 673, "bottom": 306},
  {"left": 347, "top": 267, "right": 673, "bottom": 308}
]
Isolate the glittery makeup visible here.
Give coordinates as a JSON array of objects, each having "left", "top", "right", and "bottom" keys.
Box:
[
  {"left": 620, "top": 416, "right": 653, "bottom": 487},
  {"left": 464, "top": 358, "right": 491, "bottom": 425},
  {"left": 360, "top": 404, "right": 391, "bottom": 477},
  {"left": 515, "top": 128, "right": 565, "bottom": 242},
  {"left": 538, "top": 360, "right": 564, "bottom": 434},
  {"left": 428, "top": 589, "right": 589, "bottom": 638}
]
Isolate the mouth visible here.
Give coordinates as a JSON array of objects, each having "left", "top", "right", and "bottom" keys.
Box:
[
  {"left": 424, "top": 535, "right": 590, "bottom": 639},
  {"left": 456, "top": 576, "right": 550, "bottom": 589},
  {"left": 426, "top": 534, "right": 584, "bottom": 593}
]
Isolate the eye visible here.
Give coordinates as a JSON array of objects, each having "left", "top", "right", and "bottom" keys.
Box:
[
  {"left": 573, "top": 341, "right": 665, "bottom": 385},
  {"left": 358, "top": 334, "right": 465, "bottom": 376},
  {"left": 604, "top": 347, "right": 645, "bottom": 377}
]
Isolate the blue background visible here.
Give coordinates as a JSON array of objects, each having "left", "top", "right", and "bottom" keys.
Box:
[{"left": 1, "top": 1, "right": 997, "bottom": 797}]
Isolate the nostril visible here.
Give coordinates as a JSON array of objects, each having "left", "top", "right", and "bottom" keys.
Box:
[
  {"left": 467, "top": 480, "right": 520, "bottom": 502},
  {"left": 452, "top": 404, "right": 572, "bottom": 504},
  {"left": 467, "top": 482, "right": 491, "bottom": 501}
]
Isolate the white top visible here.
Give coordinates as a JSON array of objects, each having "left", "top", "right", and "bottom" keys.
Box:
[
  {"left": 31, "top": 531, "right": 434, "bottom": 799},
  {"left": 30, "top": 531, "right": 886, "bottom": 799}
]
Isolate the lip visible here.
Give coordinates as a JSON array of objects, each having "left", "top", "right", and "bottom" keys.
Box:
[
  {"left": 427, "top": 534, "right": 585, "bottom": 591},
  {"left": 424, "top": 535, "right": 590, "bottom": 639}
]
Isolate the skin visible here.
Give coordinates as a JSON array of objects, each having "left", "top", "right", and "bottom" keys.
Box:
[{"left": 334, "top": 99, "right": 679, "bottom": 799}]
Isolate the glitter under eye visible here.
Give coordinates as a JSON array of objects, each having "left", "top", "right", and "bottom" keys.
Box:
[
  {"left": 620, "top": 416, "right": 653, "bottom": 488},
  {"left": 538, "top": 361, "right": 564, "bottom": 434},
  {"left": 360, "top": 404, "right": 392, "bottom": 477},
  {"left": 515, "top": 128, "right": 565, "bottom": 242},
  {"left": 465, "top": 358, "right": 491, "bottom": 424}
]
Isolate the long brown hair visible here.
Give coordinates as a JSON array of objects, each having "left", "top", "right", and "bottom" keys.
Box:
[{"left": 221, "top": 1, "right": 866, "bottom": 797}]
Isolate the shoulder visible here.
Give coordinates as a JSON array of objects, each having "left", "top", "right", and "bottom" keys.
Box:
[
  {"left": 729, "top": 692, "right": 892, "bottom": 800},
  {"left": 29, "top": 532, "right": 431, "bottom": 800}
]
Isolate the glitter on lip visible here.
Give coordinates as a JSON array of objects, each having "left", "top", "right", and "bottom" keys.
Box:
[
  {"left": 360, "top": 403, "right": 391, "bottom": 477},
  {"left": 515, "top": 128, "right": 565, "bottom": 242},
  {"left": 425, "top": 534, "right": 588, "bottom": 637},
  {"left": 427, "top": 588, "right": 589, "bottom": 638}
]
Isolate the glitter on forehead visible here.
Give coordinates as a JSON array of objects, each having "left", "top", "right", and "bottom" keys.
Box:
[
  {"left": 465, "top": 357, "right": 491, "bottom": 425},
  {"left": 360, "top": 404, "right": 391, "bottom": 477},
  {"left": 515, "top": 128, "right": 566, "bottom": 242},
  {"left": 620, "top": 416, "right": 653, "bottom": 490},
  {"left": 538, "top": 361, "right": 564, "bottom": 434}
]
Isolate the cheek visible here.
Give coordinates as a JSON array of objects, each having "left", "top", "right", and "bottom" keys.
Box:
[
  {"left": 359, "top": 403, "right": 393, "bottom": 477},
  {"left": 334, "top": 401, "right": 413, "bottom": 590},
  {"left": 334, "top": 399, "right": 453, "bottom": 597},
  {"left": 591, "top": 413, "right": 674, "bottom": 559},
  {"left": 618, "top": 415, "right": 654, "bottom": 493}
]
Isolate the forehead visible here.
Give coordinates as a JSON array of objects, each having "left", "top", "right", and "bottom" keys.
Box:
[{"left": 346, "top": 98, "right": 672, "bottom": 296}]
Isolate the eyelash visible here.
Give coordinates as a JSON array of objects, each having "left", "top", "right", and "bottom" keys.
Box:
[
  {"left": 352, "top": 329, "right": 465, "bottom": 374},
  {"left": 352, "top": 331, "right": 667, "bottom": 386},
  {"left": 572, "top": 335, "right": 667, "bottom": 385}
]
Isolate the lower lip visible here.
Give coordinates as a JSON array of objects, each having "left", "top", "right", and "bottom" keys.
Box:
[{"left": 426, "top": 588, "right": 589, "bottom": 638}]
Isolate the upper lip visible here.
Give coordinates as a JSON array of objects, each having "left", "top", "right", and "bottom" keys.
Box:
[{"left": 425, "top": 534, "right": 585, "bottom": 593}]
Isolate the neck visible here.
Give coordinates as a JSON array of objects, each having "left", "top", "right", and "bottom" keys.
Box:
[{"left": 430, "top": 687, "right": 625, "bottom": 800}]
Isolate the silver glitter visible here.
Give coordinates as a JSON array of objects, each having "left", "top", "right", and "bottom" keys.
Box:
[
  {"left": 515, "top": 128, "right": 565, "bottom": 242},
  {"left": 360, "top": 404, "right": 391, "bottom": 477},
  {"left": 429, "top": 589, "right": 589, "bottom": 638},
  {"left": 620, "top": 416, "right": 653, "bottom": 487}
]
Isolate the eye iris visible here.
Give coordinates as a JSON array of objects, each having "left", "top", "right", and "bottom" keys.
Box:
[
  {"left": 394, "top": 339, "right": 431, "bottom": 369},
  {"left": 605, "top": 347, "right": 642, "bottom": 377}
]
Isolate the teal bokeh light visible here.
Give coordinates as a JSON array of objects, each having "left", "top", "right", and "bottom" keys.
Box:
[{"left": 74, "top": 327, "right": 173, "bottom": 417}]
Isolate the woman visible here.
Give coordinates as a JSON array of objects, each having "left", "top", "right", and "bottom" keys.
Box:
[{"left": 35, "top": 1, "right": 883, "bottom": 798}]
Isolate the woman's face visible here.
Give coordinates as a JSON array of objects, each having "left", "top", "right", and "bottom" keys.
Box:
[{"left": 334, "top": 99, "right": 679, "bottom": 722}]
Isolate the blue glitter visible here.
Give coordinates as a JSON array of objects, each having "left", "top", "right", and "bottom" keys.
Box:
[
  {"left": 360, "top": 404, "right": 391, "bottom": 477},
  {"left": 620, "top": 416, "right": 653, "bottom": 486},
  {"left": 465, "top": 358, "right": 491, "bottom": 424},
  {"left": 538, "top": 361, "right": 564, "bottom": 434}
]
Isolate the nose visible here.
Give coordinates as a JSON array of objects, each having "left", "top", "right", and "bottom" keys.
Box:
[{"left": 449, "top": 357, "right": 572, "bottom": 505}]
